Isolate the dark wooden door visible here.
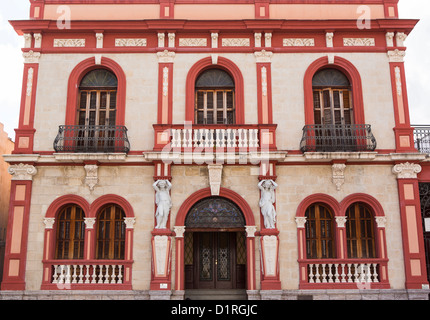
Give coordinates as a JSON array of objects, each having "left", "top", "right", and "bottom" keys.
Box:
[{"left": 188, "top": 232, "right": 246, "bottom": 290}]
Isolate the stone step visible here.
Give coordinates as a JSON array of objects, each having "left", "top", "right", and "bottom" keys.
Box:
[{"left": 185, "top": 289, "right": 248, "bottom": 300}]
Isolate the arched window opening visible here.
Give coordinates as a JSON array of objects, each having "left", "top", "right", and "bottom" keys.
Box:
[
  {"left": 78, "top": 69, "right": 118, "bottom": 127},
  {"left": 195, "top": 69, "right": 235, "bottom": 125},
  {"left": 346, "top": 203, "right": 376, "bottom": 259},
  {"left": 312, "top": 68, "right": 353, "bottom": 126},
  {"left": 55, "top": 205, "right": 85, "bottom": 260},
  {"left": 305, "top": 203, "right": 336, "bottom": 259},
  {"left": 96, "top": 204, "right": 126, "bottom": 260}
]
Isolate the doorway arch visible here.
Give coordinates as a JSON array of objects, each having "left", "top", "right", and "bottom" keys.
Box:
[{"left": 174, "top": 188, "right": 256, "bottom": 292}]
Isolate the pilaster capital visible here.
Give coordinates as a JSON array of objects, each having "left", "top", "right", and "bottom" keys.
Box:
[
  {"left": 392, "top": 162, "right": 422, "bottom": 179},
  {"left": 43, "top": 218, "right": 55, "bottom": 229},
  {"left": 387, "top": 49, "right": 406, "bottom": 63},
  {"left": 23, "top": 50, "right": 41, "bottom": 64},
  {"left": 174, "top": 226, "right": 186, "bottom": 238},
  {"left": 124, "top": 217, "right": 136, "bottom": 229},
  {"left": 335, "top": 216, "right": 347, "bottom": 228},
  {"left": 8, "top": 163, "right": 37, "bottom": 181},
  {"left": 295, "top": 217, "right": 307, "bottom": 228},
  {"left": 254, "top": 50, "right": 273, "bottom": 63},
  {"left": 245, "top": 225, "right": 257, "bottom": 237},
  {"left": 157, "top": 50, "right": 175, "bottom": 63}
]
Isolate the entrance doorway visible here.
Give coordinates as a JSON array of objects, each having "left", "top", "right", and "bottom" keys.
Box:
[
  {"left": 183, "top": 197, "right": 247, "bottom": 290},
  {"left": 185, "top": 231, "right": 246, "bottom": 290}
]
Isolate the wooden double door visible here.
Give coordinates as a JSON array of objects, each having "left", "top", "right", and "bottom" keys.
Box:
[{"left": 185, "top": 232, "right": 246, "bottom": 290}]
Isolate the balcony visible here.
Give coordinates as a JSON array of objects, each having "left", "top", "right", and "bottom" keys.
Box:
[
  {"left": 299, "top": 258, "right": 390, "bottom": 289},
  {"left": 300, "top": 124, "right": 377, "bottom": 153},
  {"left": 54, "top": 125, "right": 130, "bottom": 154},
  {"left": 153, "top": 124, "right": 277, "bottom": 152},
  {"left": 414, "top": 125, "right": 430, "bottom": 153},
  {"left": 41, "top": 260, "right": 133, "bottom": 290}
]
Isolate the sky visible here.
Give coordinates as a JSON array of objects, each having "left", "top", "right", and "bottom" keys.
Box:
[{"left": 0, "top": 0, "right": 429, "bottom": 140}]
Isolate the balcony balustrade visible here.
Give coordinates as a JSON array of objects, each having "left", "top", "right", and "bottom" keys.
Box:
[
  {"left": 41, "top": 260, "right": 133, "bottom": 290},
  {"left": 413, "top": 125, "right": 430, "bottom": 153},
  {"left": 153, "top": 124, "right": 277, "bottom": 152},
  {"left": 54, "top": 125, "right": 130, "bottom": 153},
  {"left": 300, "top": 124, "right": 377, "bottom": 153},
  {"left": 299, "top": 258, "right": 389, "bottom": 289}
]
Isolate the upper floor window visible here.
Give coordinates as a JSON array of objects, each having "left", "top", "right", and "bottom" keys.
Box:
[
  {"left": 195, "top": 69, "right": 235, "bottom": 125},
  {"left": 312, "top": 68, "right": 353, "bottom": 126},
  {"left": 55, "top": 205, "right": 85, "bottom": 260},
  {"left": 78, "top": 69, "right": 118, "bottom": 127}
]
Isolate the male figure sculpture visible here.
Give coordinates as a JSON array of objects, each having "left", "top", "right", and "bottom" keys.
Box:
[
  {"left": 153, "top": 179, "right": 172, "bottom": 229},
  {"left": 258, "top": 179, "right": 278, "bottom": 229}
]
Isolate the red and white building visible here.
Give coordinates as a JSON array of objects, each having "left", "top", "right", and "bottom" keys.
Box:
[{"left": 1, "top": 0, "right": 430, "bottom": 300}]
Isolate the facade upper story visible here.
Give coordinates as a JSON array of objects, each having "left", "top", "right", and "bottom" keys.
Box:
[{"left": 8, "top": 0, "right": 425, "bottom": 165}]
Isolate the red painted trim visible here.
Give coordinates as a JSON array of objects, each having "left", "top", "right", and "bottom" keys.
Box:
[
  {"left": 303, "top": 56, "right": 365, "bottom": 125},
  {"left": 396, "top": 179, "right": 429, "bottom": 289},
  {"left": 90, "top": 194, "right": 135, "bottom": 218},
  {"left": 185, "top": 56, "right": 245, "bottom": 124},
  {"left": 45, "top": 194, "right": 91, "bottom": 218},
  {"left": 157, "top": 63, "right": 174, "bottom": 124},
  {"left": 1, "top": 181, "right": 33, "bottom": 290},
  {"left": 256, "top": 62, "right": 273, "bottom": 124},
  {"left": 65, "top": 56, "right": 127, "bottom": 126}
]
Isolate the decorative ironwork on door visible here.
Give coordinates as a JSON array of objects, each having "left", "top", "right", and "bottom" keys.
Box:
[{"left": 185, "top": 197, "right": 245, "bottom": 229}]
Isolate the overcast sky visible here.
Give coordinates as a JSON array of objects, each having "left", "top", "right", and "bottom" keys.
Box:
[{"left": 0, "top": 0, "right": 429, "bottom": 140}]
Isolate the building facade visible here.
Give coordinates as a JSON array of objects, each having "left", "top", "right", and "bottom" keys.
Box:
[{"left": 1, "top": 0, "right": 430, "bottom": 300}]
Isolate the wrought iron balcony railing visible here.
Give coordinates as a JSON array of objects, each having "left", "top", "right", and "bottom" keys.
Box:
[
  {"left": 54, "top": 125, "right": 130, "bottom": 153},
  {"left": 413, "top": 125, "right": 430, "bottom": 154},
  {"left": 300, "top": 124, "right": 377, "bottom": 153}
]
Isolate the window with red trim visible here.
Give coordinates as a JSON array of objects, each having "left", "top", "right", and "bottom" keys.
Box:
[
  {"left": 96, "top": 204, "right": 126, "bottom": 260},
  {"left": 55, "top": 205, "right": 85, "bottom": 260},
  {"left": 346, "top": 203, "right": 376, "bottom": 259}
]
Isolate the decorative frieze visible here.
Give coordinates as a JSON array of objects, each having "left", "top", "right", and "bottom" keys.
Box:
[
  {"left": 392, "top": 162, "right": 422, "bottom": 179},
  {"left": 8, "top": 163, "right": 37, "bottom": 181},
  {"left": 178, "top": 38, "right": 207, "bottom": 47},
  {"left": 115, "top": 38, "right": 147, "bottom": 47},
  {"left": 53, "top": 39, "right": 86, "bottom": 47},
  {"left": 222, "top": 38, "right": 250, "bottom": 47},
  {"left": 343, "top": 38, "right": 375, "bottom": 46},
  {"left": 283, "top": 38, "right": 315, "bottom": 47}
]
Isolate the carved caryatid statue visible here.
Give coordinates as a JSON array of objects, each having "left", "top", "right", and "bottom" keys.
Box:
[
  {"left": 153, "top": 179, "right": 172, "bottom": 229},
  {"left": 258, "top": 179, "right": 278, "bottom": 229}
]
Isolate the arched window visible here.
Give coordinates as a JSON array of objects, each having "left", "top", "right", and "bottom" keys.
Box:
[
  {"left": 195, "top": 69, "right": 235, "bottom": 125},
  {"left": 312, "top": 68, "right": 353, "bottom": 126},
  {"left": 77, "top": 69, "right": 118, "bottom": 127},
  {"left": 346, "top": 203, "right": 376, "bottom": 258},
  {"left": 96, "top": 204, "right": 126, "bottom": 260},
  {"left": 55, "top": 205, "right": 85, "bottom": 260},
  {"left": 305, "top": 203, "right": 336, "bottom": 259}
]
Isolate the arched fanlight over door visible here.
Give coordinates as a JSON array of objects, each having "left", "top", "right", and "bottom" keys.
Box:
[
  {"left": 312, "top": 68, "right": 353, "bottom": 126},
  {"left": 185, "top": 197, "right": 245, "bottom": 229},
  {"left": 195, "top": 69, "right": 235, "bottom": 125}
]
